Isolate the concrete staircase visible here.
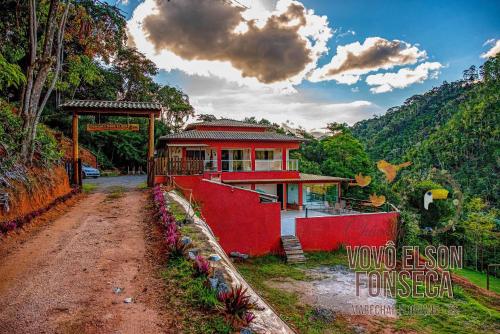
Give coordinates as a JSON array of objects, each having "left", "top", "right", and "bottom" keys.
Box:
[{"left": 281, "top": 235, "right": 306, "bottom": 264}]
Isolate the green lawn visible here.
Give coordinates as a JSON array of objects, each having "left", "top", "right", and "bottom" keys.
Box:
[
  {"left": 81, "top": 183, "right": 97, "bottom": 193},
  {"left": 454, "top": 267, "right": 500, "bottom": 294}
]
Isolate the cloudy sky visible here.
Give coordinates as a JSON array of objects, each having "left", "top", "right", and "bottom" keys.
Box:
[{"left": 116, "top": 0, "right": 499, "bottom": 130}]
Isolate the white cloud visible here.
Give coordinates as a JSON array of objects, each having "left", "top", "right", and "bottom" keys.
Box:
[
  {"left": 186, "top": 79, "right": 383, "bottom": 129},
  {"left": 127, "top": 0, "right": 332, "bottom": 90},
  {"left": 481, "top": 39, "right": 500, "bottom": 59},
  {"left": 483, "top": 38, "right": 495, "bottom": 46},
  {"left": 309, "top": 37, "right": 427, "bottom": 84},
  {"left": 334, "top": 27, "right": 356, "bottom": 40},
  {"left": 365, "top": 62, "right": 442, "bottom": 93}
]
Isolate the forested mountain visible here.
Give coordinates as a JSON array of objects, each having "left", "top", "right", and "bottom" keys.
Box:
[
  {"left": 352, "top": 80, "right": 472, "bottom": 162},
  {"left": 352, "top": 56, "right": 500, "bottom": 204}
]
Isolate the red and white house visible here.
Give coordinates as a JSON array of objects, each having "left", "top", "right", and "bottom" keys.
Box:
[{"left": 155, "top": 119, "right": 398, "bottom": 256}]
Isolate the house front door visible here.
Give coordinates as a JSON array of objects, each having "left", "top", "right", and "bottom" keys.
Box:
[
  {"left": 221, "top": 150, "right": 230, "bottom": 171},
  {"left": 277, "top": 184, "right": 283, "bottom": 207}
]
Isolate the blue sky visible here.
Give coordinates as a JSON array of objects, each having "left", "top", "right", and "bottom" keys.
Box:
[
  {"left": 300, "top": 0, "right": 500, "bottom": 107},
  {"left": 115, "top": 0, "right": 499, "bottom": 129}
]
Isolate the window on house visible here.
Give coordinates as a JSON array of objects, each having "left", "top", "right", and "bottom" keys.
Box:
[
  {"left": 255, "top": 150, "right": 274, "bottom": 160},
  {"left": 186, "top": 150, "right": 205, "bottom": 160}
]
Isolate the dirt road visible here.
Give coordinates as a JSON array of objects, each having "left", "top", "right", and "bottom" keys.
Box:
[{"left": 0, "top": 176, "right": 171, "bottom": 334}]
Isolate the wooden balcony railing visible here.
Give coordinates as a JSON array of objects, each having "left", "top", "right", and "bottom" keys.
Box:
[
  {"left": 154, "top": 157, "right": 300, "bottom": 175},
  {"left": 155, "top": 157, "right": 206, "bottom": 176}
]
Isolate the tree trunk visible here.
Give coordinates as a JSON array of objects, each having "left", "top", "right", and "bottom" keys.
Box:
[{"left": 20, "top": 0, "right": 69, "bottom": 163}]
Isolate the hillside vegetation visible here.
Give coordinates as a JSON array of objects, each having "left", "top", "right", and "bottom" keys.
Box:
[
  {"left": 352, "top": 56, "right": 499, "bottom": 204},
  {"left": 348, "top": 55, "right": 499, "bottom": 271}
]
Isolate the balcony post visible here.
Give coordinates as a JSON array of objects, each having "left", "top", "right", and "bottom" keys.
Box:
[
  {"left": 72, "top": 112, "right": 79, "bottom": 185},
  {"left": 251, "top": 146, "right": 256, "bottom": 171},
  {"left": 283, "top": 183, "right": 287, "bottom": 210},
  {"left": 298, "top": 183, "right": 303, "bottom": 210},
  {"left": 217, "top": 146, "right": 222, "bottom": 172},
  {"left": 282, "top": 148, "right": 287, "bottom": 170}
]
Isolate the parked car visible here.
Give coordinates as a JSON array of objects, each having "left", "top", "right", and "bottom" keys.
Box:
[{"left": 82, "top": 164, "right": 100, "bottom": 178}]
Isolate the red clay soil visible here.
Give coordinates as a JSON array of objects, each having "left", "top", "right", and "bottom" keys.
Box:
[
  {"left": 0, "top": 187, "right": 175, "bottom": 334},
  {"left": 1, "top": 165, "right": 72, "bottom": 222}
]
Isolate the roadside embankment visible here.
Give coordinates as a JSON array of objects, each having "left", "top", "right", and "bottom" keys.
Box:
[{"left": 0, "top": 165, "right": 74, "bottom": 231}]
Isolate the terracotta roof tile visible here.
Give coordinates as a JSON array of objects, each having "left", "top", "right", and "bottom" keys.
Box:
[
  {"left": 159, "top": 130, "right": 304, "bottom": 142},
  {"left": 60, "top": 100, "right": 162, "bottom": 110},
  {"left": 185, "top": 119, "right": 268, "bottom": 130}
]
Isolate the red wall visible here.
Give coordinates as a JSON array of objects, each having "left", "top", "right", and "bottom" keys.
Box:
[
  {"left": 172, "top": 176, "right": 282, "bottom": 256},
  {"left": 296, "top": 212, "right": 399, "bottom": 251}
]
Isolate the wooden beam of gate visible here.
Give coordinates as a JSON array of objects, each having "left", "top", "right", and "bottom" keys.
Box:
[{"left": 72, "top": 113, "right": 79, "bottom": 185}]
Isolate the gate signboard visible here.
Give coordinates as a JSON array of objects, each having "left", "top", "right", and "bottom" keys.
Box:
[{"left": 87, "top": 123, "right": 140, "bottom": 132}]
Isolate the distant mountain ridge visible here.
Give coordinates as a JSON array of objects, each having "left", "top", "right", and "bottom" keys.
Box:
[{"left": 351, "top": 56, "right": 499, "bottom": 203}]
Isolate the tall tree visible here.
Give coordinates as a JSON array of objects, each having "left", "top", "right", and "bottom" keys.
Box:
[
  {"left": 18, "top": 0, "right": 125, "bottom": 163},
  {"left": 20, "top": 0, "right": 70, "bottom": 162}
]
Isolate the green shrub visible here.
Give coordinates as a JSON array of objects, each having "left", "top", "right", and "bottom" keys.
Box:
[
  {"left": 0, "top": 101, "right": 62, "bottom": 184},
  {"left": 35, "top": 123, "right": 63, "bottom": 167}
]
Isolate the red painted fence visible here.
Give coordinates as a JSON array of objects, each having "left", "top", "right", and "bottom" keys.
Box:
[
  {"left": 296, "top": 212, "right": 399, "bottom": 251},
  {"left": 172, "top": 176, "right": 282, "bottom": 256}
]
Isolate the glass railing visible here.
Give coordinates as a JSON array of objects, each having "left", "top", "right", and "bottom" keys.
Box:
[
  {"left": 214, "top": 159, "right": 299, "bottom": 172},
  {"left": 221, "top": 160, "right": 252, "bottom": 172},
  {"left": 287, "top": 159, "right": 299, "bottom": 171},
  {"left": 255, "top": 159, "right": 282, "bottom": 171}
]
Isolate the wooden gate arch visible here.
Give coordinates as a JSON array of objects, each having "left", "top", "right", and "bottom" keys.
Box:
[{"left": 60, "top": 100, "right": 162, "bottom": 187}]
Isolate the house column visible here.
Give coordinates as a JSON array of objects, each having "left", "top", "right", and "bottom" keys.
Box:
[
  {"left": 217, "top": 146, "right": 222, "bottom": 172},
  {"left": 251, "top": 146, "right": 256, "bottom": 171},
  {"left": 72, "top": 113, "right": 79, "bottom": 185},
  {"left": 282, "top": 147, "right": 287, "bottom": 171},
  {"left": 298, "top": 183, "right": 303, "bottom": 210},
  {"left": 251, "top": 184, "right": 255, "bottom": 190},
  {"left": 147, "top": 113, "right": 155, "bottom": 186},
  {"left": 282, "top": 183, "right": 287, "bottom": 210}
]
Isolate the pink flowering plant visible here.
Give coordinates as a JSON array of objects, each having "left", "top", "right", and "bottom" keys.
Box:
[
  {"left": 193, "top": 255, "right": 212, "bottom": 277},
  {"left": 217, "top": 285, "right": 257, "bottom": 327},
  {"left": 152, "top": 185, "right": 188, "bottom": 257}
]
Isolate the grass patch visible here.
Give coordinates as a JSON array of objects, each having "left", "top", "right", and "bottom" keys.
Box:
[
  {"left": 82, "top": 183, "right": 97, "bottom": 193},
  {"left": 161, "top": 256, "right": 233, "bottom": 334},
  {"left": 137, "top": 182, "right": 148, "bottom": 190},
  {"left": 106, "top": 185, "right": 125, "bottom": 200},
  {"left": 454, "top": 267, "right": 500, "bottom": 294},
  {"left": 169, "top": 200, "right": 188, "bottom": 222},
  {"left": 163, "top": 257, "right": 220, "bottom": 309},
  {"left": 100, "top": 170, "right": 121, "bottom": 177},
  {"left": 396, "top": 283, "right": 500, "bottom": 333}
]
